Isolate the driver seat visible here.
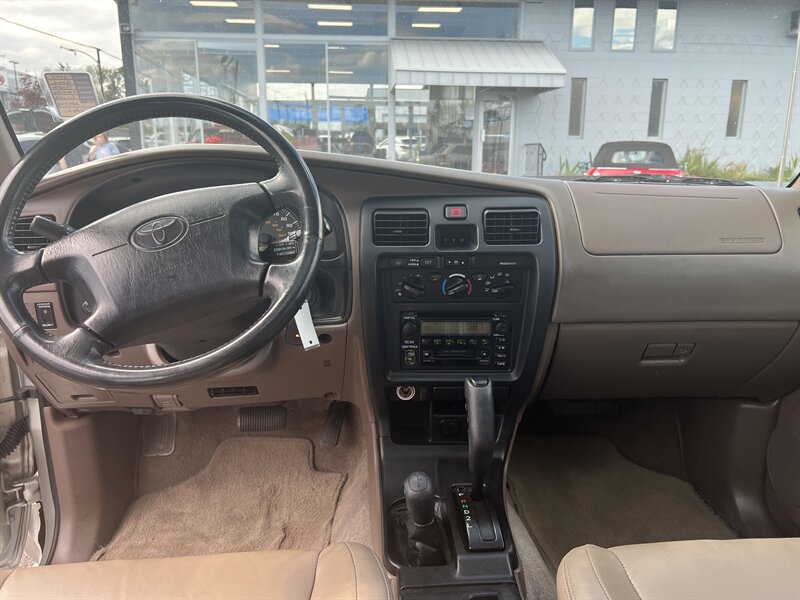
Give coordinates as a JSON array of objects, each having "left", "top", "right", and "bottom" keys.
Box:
[{"left": 0, "top": 542, "right": 391, "bottom": 600}]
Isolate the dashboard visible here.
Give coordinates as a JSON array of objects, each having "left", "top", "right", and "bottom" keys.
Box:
[{"left": 3, "top": 146, "right": 798, "bottom": 425}]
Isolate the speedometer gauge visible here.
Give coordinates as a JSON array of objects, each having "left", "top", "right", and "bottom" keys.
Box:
[{"left": 259, "top": 208, "right": 302, "bottom": 260}]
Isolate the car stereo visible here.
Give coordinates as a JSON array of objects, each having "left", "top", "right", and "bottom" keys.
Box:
[{"left": 399, "top": 312, "right": 512, "bottom": 370}]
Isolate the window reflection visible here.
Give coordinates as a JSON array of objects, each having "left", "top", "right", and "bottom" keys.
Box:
[
  {"left": 611, "top": 0, "right": 637, "bottom": 51},
  {"left": 264, "top": 43, "right": 388, "bottom": 155},
  {"left": 130, "top": 0, "right": 257, "bottom": 33},
  {"left": 654, "top": 0, "right": 678, "bottom": 51},
  {"left": 262, "top": 1, "right": 387, "bottom": 36},
  {"left": 393, "top": 86, "right": 474, "bottom": 171},
  {"left": 571, "top": 0, "right": 594, "bottom": 50},
  {"left": 396, "top": 1, "right": 518, "bottom": 39}
]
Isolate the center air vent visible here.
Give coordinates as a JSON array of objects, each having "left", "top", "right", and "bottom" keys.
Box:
[
  {"left": 373, "top": 210, "right": 429, "bottom": 246},
  {"left": 13, "top": 215, "right": 56, "bottom": 252},
  {"left": 483, "top": 209, "right": 541, "bottom": 245}
]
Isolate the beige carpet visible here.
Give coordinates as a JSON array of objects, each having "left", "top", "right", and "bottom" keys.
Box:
[
  {"left": 508, "top": 435, "right": 737, "bottom": 576},
  {"left": 135, "top": 400, "right": 373, "bottom": 551},
  {"left": 96, "top": 437, "right": 345, "bottom": 561}
]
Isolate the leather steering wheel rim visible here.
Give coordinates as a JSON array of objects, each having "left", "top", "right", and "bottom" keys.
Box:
[{"left": 0, "top": 94, "right": 322, "bottom": 390}]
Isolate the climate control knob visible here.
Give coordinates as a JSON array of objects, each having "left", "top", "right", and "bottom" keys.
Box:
[
  {"left": 401, "top": 275, "right": 426, "bottom": 299},
  {"left": 443, "top": 274, "right": 471, "bottom": 298},
  {"left": 488, "top": 277, "right": 514, "bottom": 297}
]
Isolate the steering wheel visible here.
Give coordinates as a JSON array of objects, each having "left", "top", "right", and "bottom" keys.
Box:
[{"left": 0, "top": 94, "right": 322, "bottom": 390}]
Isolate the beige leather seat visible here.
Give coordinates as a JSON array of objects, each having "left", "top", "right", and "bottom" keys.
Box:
[
  {"left": 557, "top": 538, "right": 800, "bottom": 600},
  {"left": 0, "top": 542, "right": 391, "bottom": 600}
]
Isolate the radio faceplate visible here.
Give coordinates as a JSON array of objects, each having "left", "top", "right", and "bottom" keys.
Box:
[{"left": 400, "top": 312, "right": 512, "bottom": 370}]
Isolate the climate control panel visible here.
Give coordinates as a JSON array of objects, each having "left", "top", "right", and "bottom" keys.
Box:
[{"left": 387, "top": 255, "right": 524, "bottom": 303}]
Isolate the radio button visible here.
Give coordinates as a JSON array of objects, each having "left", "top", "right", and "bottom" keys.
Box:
[
  {"left": 445, "top": 257, "right": 467, "bottom": 267},
  {"left": 421, "top": 350, "right": 433, "bottom": 359},
  {"left": 495, "top": 336, "right": 507, "bottom": 344},
  {"left": 494, "top": 321, "right": 511, "bottom": 335},
  {"left": 433, "top": 338, "right": 444, "bottom": 346},
  {"left": 404, "top": 349, "right": 417, "bottom": 366},
  {"left": 479, "top": 338, "right": 491, "bottom": 347},
  {"left": 456, "top": 338, "right": 468, "bottom": 346},
  {"left": 479, "top": 348, "right": 491, "bottom": 360},
  {"left": 495, "top": 344, "right": 508, "bottom": 352},
  {"left": 421, "top": 338, "right": 432, "bottom": 347},
  {"left": 401, "top": 322, "right": 418, "bottom": 337},
  {"left": 468, "top": 338, "right": 479, "bottom": 346},
  {"left": 494, "top": 360, "right": 508, "bottom": 369},
  {"left": 445, "top": 338, "right": 456, "bottom": 346}
]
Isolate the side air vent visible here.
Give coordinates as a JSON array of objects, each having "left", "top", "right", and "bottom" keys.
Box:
[
  {"left": 13, "top": 215, "right": 56, "bottom": 252},
  {"left": 483, "top": 209, "right": 541, "bottom": 245},
  {"left": 207, "top": 386, "right": 259, "bottom": 398},
  {"left": 373, "top": 210, "right": 429, "bottom": 246}
]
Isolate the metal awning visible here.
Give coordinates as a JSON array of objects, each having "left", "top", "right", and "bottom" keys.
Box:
[{"left": 391, "top": 39, "right": 566, "bottom": 89}]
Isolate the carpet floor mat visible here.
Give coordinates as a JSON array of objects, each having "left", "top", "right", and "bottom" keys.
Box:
[
  {"left": 508, "top": 434, "right": 737, "bottom": 575},
  {"left": 96, "top": 437, "right": 346, "bottom": 561}
]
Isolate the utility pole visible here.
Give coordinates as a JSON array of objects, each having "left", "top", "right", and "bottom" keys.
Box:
[
  {"left": 61, "top": 46, "right": 105, "bottom": 100},
  {"left": 9, "top": 60, "right": 19, "bottom": 93}
]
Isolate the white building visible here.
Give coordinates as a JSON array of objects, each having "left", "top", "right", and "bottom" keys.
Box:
[{"left": 118, "top": 0, "right": 800, "bottom": 176}]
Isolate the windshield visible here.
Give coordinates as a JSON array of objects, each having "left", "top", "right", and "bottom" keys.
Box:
[{"left": 1, "top": 1, "right": 798, "bottom": 185}]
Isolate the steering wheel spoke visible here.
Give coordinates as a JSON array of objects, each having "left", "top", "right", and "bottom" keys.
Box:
[{"left": 0, "top": 248, "right": 50, "bottom": 294}]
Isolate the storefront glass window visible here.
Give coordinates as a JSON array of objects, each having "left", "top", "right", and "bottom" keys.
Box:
[
  {"left": 396, "top": 2, "right": 518, "bottom": 39},
  {"left": 262, "top": 1, "right": 387, "bottom": 36},
  {"left": 392, "top": 86, "right": 474, "bottom": 171},
  {"left": 265, "top": 43, "right": 388, "bottom": 155},
  {"left": 129, "top": 0, "right": 257, "bottom": 34}
]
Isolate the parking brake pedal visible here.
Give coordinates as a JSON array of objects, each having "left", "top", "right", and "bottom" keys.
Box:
[
  {"left": 237, "top": 406, "right": 287, "bottom": 432},
  {"left": 321, "top": 401, "right": 348, "bottom": 446},
  {"left": 142, "top": 413, "right": 176, "bottom": 457}
]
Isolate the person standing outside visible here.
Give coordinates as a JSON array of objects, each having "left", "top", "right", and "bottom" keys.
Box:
[{"left": 88, "top": 132, "right": 119, "bottom": 161}]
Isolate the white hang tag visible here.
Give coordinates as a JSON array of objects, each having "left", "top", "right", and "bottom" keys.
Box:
[{"left": 293, "top": 300, "right": 319, "bottom": 351}]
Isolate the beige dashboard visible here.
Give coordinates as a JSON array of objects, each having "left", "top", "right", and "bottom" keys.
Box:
[{"left": 4, "top": 146, "right": 800, "bottom": 410}]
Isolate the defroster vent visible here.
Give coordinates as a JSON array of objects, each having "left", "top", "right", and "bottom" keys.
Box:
[
  {"left": 13, "top": 215, "right": 56, "bottom": 252},
  {"left": 373, "top": 210, "right": 429, "bottom": 246},
  {"left": 483, "top": 209, "right": 541, "bottom": 245}
]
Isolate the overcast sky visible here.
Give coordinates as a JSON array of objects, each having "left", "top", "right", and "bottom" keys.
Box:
[{"left": 0, "top": 0, "right": 122, "bottom": 75}]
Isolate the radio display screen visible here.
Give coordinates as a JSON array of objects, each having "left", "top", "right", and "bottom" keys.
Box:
[{"left": 420, "top": 320, "right": 491, "bottom": 336}]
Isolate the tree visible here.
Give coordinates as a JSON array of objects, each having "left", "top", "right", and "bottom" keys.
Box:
[
  {"left": 84, "top": 65, "right": 126, "bottom": 102},
  {"left": 9, "top": 74, "right": 46, "bottom": 110}
]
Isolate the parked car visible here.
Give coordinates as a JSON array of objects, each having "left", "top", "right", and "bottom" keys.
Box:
[
  {"left": 374, "top": 136, "right": 426, "bottom": 161},
  {"left": 584, "top": 141, "right": 686, "bottom": 177},
  {"left": 430, "top": 143, "right": 472, "bottom": 170}
]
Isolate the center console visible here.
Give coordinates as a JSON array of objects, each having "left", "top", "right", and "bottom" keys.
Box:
[{"left": 360, "top": 195, "right": 557, "bottom": 599}]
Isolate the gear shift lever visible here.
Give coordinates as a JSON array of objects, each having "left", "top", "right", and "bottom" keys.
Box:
[
  {"left": 455, "top": 376, "right": 504, "bottom": 551},
  {"left": 402, "top": 472, "right": 445, "bottom": 566},
  {"left": 465, "top": 376, "right": 494, "bottom": 500}
]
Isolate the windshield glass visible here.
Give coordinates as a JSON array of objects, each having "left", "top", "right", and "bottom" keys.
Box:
[{"left": 1, "top": 0, "right": 798, "bottom": 185}]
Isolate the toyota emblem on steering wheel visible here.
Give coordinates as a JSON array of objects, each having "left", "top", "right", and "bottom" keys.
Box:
[{"left": 131, "top": 216, "right": 189, "bottom": 251}]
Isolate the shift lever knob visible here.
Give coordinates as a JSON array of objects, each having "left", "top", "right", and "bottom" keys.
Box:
[{"left": 404, "top": 471, "right": 435, "bottom": 526}]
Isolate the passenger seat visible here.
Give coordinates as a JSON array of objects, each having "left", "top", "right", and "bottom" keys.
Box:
[{"left": 557, "top": 538, "right": 799, "bottom": 600}]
